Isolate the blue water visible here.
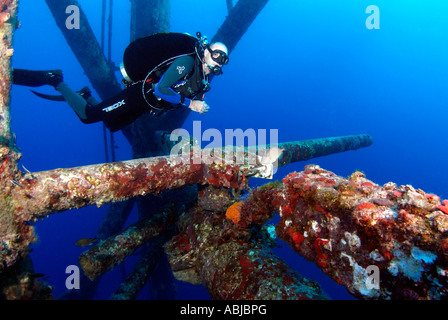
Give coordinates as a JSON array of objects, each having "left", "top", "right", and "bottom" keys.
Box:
[{"left": 9, "top": 0, "right": 448, "bottom": 300}]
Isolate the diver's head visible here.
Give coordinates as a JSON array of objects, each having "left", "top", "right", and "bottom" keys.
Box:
[{"left": 203, "top": 42, "right": 229, "bottom": 75}]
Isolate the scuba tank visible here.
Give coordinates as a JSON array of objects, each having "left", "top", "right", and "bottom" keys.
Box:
[
  {"left": 120, "top": 32, "right": 208, "bottom": 83},
  {"left": 119, "top": 32, "right": 210, "bottom": 112}
]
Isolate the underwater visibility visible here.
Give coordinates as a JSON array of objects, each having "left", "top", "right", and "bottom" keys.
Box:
[{"left": 1, "top": 0, "right": 448, "bottom": 303}]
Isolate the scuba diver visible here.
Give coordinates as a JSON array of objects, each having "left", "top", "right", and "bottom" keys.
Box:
[{"left": 13, "top": 32, "right": 229, "bottom": 132}]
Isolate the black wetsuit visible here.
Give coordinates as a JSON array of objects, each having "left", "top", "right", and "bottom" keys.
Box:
[{"left": 82, "top": 54, "right": 210, "bottom": 132}]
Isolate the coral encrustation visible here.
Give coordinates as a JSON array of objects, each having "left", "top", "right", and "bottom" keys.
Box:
[{"left": 233, "top": 165, "right": 448, "bottom": 300}]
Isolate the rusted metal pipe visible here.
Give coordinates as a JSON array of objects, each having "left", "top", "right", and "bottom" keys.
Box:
[
  {"left": 45, "top": 0, "right": 121, "bottom": 100},
  {"left": 0, "top": 0, "right": 37, "bottom": 277},
  {"left": 79, "top": 205, "right": 181, "bottom": 281},
  {"left": 164, "top": 203, "right": 329, "bottom": 300},
  {"left": 230, "top": 164, "right": 448, "bottom": 300},
  {"left": 9, "top": 135, "right": 372, "bottom": 222},
  {"left": 9, "top": 155, "right": 245, "bottom": 221},
  {"left": 277, "top": 134, "right": 373, "bottom": 167},
  {"left": 0, "top": 0, "right": 17, "bottom": 145},
  {"left": 109, "top": 231, "right": 172, "bottom": 300}
]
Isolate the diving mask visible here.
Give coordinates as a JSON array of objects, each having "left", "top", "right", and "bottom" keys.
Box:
[
  {"left": 206, "top": 47, "right": 229, "bottom": 75},
  {"left": 209, "top": 48, "right": 229, "bottom": 66}
]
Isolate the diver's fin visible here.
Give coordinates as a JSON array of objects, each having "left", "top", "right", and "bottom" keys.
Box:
[{"left": 30, "top": 90, "right": 66, "bottom": 101}]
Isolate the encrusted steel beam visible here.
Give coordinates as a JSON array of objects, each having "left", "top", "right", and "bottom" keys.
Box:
[
  {"left": 229, "top": 164, "right": 448, "bottom": 300},
  {"left": 0, "top": 0, "right": 19, "bottom": 175},
  {"left": 276, "top": 134, "right": 373, "bottom": 167},
  {"left": 109, "top": 231, "right": 172, "bottom": 300},
  {"left": 45, "top": 0, "right": 121, "bottom": 100},
  {"left": 226, "top": 0, "right": 233, "bottom": 13},
  {"left": 1, "top": 134, "right": 371, "bottom": 277},
  {"left": 7, "top": 135, "right": 370, "bottom": 222},
  {"left": 212, "top": 0, "right": 270, "bottom": 53},
  {"left": 8, "top": 135, "right": 372, "bottom": 222},
  {"left": 130, "top": 0, "right": 170, "bottom": 41},
  {"left": 0, "top": 1, "right": 52, "bottom": 300},
  {"left": 110, "top": 246, "right": 163, "bottom": 300},
  {"left": 0, "top": 0, "right": 17, "bottom": 146},
  {"left": 9, "top": 155, "right": 246, "bottom": 222},
  {"left": 95, "top": 199, "right": 136, "bottom": 240},
  {"left": 164, "top": 202, "right": 329, "bottom": 300},
  {"left": 0, "top": 0, "right": 20, "bottom": 178},
  {"left": 0, "top": 0, "right": 36, "bottom": 276},
  {"left": 79, "top": 188, "right": 197, "bottom": 283},
  {"left": 79, "top": 206, "right": 179, "bottom": 281}
]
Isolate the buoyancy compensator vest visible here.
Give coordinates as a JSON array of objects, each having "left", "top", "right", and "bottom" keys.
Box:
[{"left": 119, "top": 32, "right": 209, "bottom": 112}]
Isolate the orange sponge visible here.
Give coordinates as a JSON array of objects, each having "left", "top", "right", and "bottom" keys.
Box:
[{"left": 226, "top": 201, "right": 243, "bottom": 224}]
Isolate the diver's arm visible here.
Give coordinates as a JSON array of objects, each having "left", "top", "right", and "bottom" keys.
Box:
[{"left": 154, "top": 55, "right": 194, "bottom": 106}]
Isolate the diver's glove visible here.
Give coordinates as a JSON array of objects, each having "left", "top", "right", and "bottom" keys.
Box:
[{"left": 189, "top": 100, "right": 209, "bottom": 114}]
